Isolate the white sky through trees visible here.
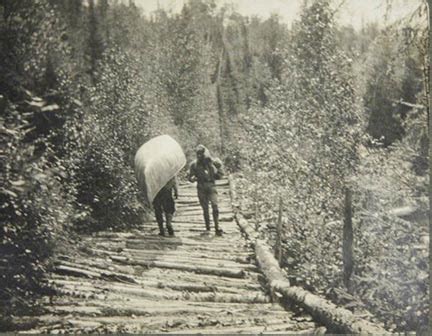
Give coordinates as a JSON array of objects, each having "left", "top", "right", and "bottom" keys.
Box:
[{"left": 133, "top": 0, "right": 422, "bottom": 29}]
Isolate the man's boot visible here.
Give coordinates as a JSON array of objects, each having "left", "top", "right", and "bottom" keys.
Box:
[
  {"left": 166, "top": 213, "right": 174, "bottom": 236},
  {"left": 157, "top": 219, "right": 165, "bottom": 236}
]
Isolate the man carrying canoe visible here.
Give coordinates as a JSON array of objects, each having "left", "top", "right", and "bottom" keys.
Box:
[
  {"left": 153, "top": 176, "right": 178, "bottom": 236},
  {"left": 134, "top": 135, "right": 186, "bottom": 237}
]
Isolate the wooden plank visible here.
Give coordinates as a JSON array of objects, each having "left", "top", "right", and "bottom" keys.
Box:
[
  {"left": 50, "top": 276, "right": 264, "bottom": 294},
  {"left": 60, "top": 250, "right": 253, "bottom": 270},
  {"left": 110, "top": 256, "right": 246, "bottom": 278},
  {"left": 82, "top": 247, "right": 254, "bottom": 262}
]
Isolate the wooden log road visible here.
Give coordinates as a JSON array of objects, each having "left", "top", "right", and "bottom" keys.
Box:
[{"left": 15, "top": 178, "right": 327, "bottom": 334}]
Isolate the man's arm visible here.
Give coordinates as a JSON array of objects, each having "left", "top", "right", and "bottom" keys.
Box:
[
  {"left": 173, "top": 176, "right": 179, "bottom": 199},
  {"left": 188, "top": 162, "right": 197, "bottom": 182}
]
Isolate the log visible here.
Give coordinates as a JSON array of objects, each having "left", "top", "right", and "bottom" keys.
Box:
[
  {"left": 58, "top": 254, "right": 137, "bottom": 276},
  {"left": 168, "top": 221, "right": 241, "bottom": 232},
  {"left": 180, "top": 179, "right": 228, "bottom": 187},
  {"left": 51, "top": 280, "right": 270, "bottom": 304},
  {"left": 88, "top": 246, "right": 253, "bottom": 262},
  {"left": 90, "top": 241, "right": 251, "bottom": 255},
  {"left": 255, "top": 240, "right": 288, "bottom": 283},
  {"left": 233, "top": 208, "right": 389, "bottom": 334},
  {"left": 54, "top": 262, "right": 138, "bottom": 284},
  {"left": 52, "top": 281, "right": 269, "bottom": 303},
  {"left": 50, "top": 276, "right": 260, "bottom": 294},
  {"left": 111, "top": 256, "right": 246, "bottom": 279},
  {"left": 172, "top": 215, "right": 234, "bottom": 222},
  {"left": 175, "top": 199, "right": 200, "bottom": 204},
  {"left": 236, "top": 212, "right": 259, "bottom": 241},
  {"left": 120, "top": 251, "right": 257, "bottom": 271},
  {"left": 88, "top": 235, "right": 241, "bottom": 248},
  {"left": 54, "top": 264, "right": 101, "bottom": 279},
  {"left": 50, "top": 272, "right": 262, "bottom": 293},
  {"left": 73, "top": 314, "right": 301, "bottom": 330},
  {"left": 122, "top": 237, "right": 243, "bottom": 249},
  {"left": 178, "top": 291, "right": 270, "bottom": 304},
  {"left": 48, "top": 304, "right": 223, "bottom": 317},
  {"left": 138, "top": 260, "right": 247, "bottom": 279},
  {"left": 171, "top": 217, "right": 235, "bottom": 224},
  {"left": 134, "top": 256, "right": 257, "bottom": 272},
  {"left": 115, "top": 269, "right": 262, "bottom": 289},
  {"left": 50, "top": 299, "right": 279, "bottom": 316},
  {"left": 165, "top": 321, "right": 301, "bottom": 334},
  {"left": 39, "top": 305, "right": 294, "bottom": 334},
  {"left": 175, "top": 206, "right": 233, "bottom": 212},
  {"left": 174, "top": 209, "right": 232, "bottom": 215},
  {"left": 272, "top": 281, "right": 388, "bottom": 334}
]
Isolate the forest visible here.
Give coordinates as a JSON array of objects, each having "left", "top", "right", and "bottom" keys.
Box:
[{"left": 0, "top": 0, "right": 429, "bottom": 333}]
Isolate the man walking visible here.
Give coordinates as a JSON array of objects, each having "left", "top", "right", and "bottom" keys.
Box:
[
  {"left": 188, "top": 145, "right": 223, "bottom": 236},
  {"left": 153, "top": 176, "right": 178, "bottom": 236}
]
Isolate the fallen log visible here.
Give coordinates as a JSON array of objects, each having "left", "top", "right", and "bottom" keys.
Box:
[
  {"left": 271, "top": 280, "right": 388, "bottom": 334},
  {"left": 231, "top": 201, "right": 389, "bottom": 335},
  {"left": 255, "top": 240, "right": 288, "bottom": 283},
  {"left": 236, "top": 212, "right": 259, "bottom": 241}
]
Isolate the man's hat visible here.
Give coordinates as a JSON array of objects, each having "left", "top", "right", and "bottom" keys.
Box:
[{"left": 196, "top": 144, "right": 206, "bottom": 154}]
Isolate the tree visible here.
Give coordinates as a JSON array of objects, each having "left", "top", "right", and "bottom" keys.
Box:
[{"left": 86, "top": 0, "right": 104, "bottom": 84}]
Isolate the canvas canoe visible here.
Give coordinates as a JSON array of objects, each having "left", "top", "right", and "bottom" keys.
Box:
[{"left": 134, "top": 135, "right": 186, "bottom": 204}]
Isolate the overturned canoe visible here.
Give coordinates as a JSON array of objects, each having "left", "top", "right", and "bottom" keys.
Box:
[{"left": 134, "top": 135, "right": 186, "bottom": 204}]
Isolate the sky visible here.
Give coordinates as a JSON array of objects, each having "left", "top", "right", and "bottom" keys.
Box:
[{"left": 132, "top": 0, "right": 423, "bottom": 29}]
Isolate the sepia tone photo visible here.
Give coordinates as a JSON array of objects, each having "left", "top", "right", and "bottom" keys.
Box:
[{"left": 0, "top": 0, "right": 430, "bottom": 334}]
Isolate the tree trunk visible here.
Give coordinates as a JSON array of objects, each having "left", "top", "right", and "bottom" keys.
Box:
[
  {"left": 216, "top": 47, "right": 226, "bottom": 155},
  {"left": 343, "top": 187, "right": 353, "bottom": 291},
  {"left": 428, "top": 2, "right": 432, "bottom": 333},
  {"left": 276, "top": 196, "right": 283, "bottom": 265}
]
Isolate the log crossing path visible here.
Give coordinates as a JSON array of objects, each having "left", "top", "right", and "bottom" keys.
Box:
[{"left": 22, "top": 178, "right": 325, "bottom": 334}]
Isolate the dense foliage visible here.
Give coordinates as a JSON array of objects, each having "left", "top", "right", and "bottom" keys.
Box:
[{"left": 0, "top": 0, "right": 428, "bottom": 332}]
